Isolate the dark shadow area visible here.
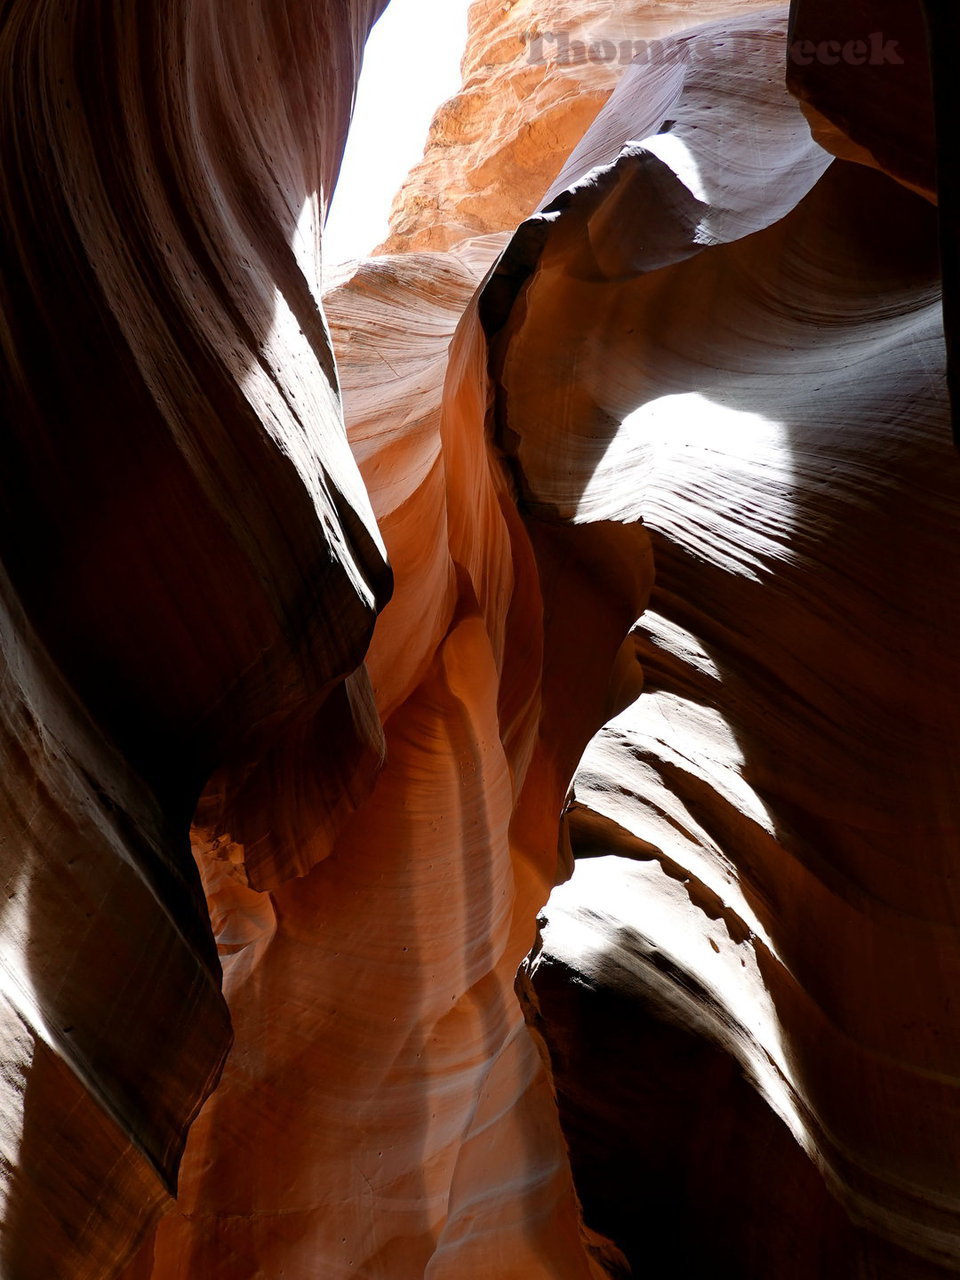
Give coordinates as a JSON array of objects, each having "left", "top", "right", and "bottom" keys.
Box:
[
  {"left": 479, "top": 26, "right": 960, "bottom": 1271},
  {"left": 0, "top": 0, "right": 390, "bottom": 1272},
  {"left": 533, "top": 927, "right": 956, "bottom": 1279}
]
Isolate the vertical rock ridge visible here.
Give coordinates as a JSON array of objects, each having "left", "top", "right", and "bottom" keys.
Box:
[
  {"left": 0, "top": 0, "right": 390, "bottom": 1273},
  {"left": 2, "top": 0, "right": 957, "bottom": 1275}
]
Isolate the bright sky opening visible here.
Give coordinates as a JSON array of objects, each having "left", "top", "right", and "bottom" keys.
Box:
[{"left": 324, "top": 0, "right": 474, "bottom": 266}]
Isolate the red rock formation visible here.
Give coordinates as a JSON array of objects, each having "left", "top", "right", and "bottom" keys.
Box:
[
  {"left": 0, "top": 0, "right": 390, "bottom": 1273},
  {"left": 128, "top": 241, "right": 629, "bottom": 1274},
  {"left": 787, "top": 0, "right": 935, "bottom": 199},
  {"left": 2, "top": 0, "right": 958, "bottom": 1277},
  {"left": 380, "top": 0, "right": 778, "bottom": 255},
  {"left": 485, "top": 8, "right": 960, "bottom": 1274}
]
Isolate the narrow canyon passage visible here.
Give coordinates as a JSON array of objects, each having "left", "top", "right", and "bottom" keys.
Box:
[{"left": 1, "top": 1, "right": 958, "bottom": 1278}]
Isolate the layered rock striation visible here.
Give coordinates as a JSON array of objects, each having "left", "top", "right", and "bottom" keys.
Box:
[
  {"left": 491, "top": 5, "right": 960, "bottom": 1274},
  {"left": 0, "top": 0, "right": 390, "bottom": 1272},
  {"left": 1, "top": 0, "right": 958, "bottom": 1277},
  {"left": 379, "top": 0, "right": 778, "bottom": 255}
]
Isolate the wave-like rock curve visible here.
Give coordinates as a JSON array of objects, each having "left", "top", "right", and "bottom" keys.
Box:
[{"left": 2, "top": 0, "right": 958, "bottom": 1276}]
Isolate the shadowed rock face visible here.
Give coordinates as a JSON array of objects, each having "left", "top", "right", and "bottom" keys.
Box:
[
  {"left": 787, "top": 0, "right": 934, "bottom": 199},
  {"left": 492, "top": 8, "right": 960, "bottom": 1277},
  {"left": 1, "top": 0, "right": 957, "bottom": 1278},
  {"left": 0, "top": 0, "right": 635, "bottom": 1268},
  {"left": 0, "top": 0, "right": 390, "bottom": 1273}
]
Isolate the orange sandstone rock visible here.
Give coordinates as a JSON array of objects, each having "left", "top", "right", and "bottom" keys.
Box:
[
  {"left": 483, "top": 8, "right": 960, "bottom": 1273},
  {"left": 3, "top": 0, "right": 959, "bottom": 1277},
  {"left": 0, "top": 0, "right": 389, "bottom": 1273},
  {"left": 380, "top": 0, "right": 780, "bottom": 255}
]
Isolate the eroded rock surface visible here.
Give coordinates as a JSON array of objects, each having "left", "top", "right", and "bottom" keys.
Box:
[
  {"left": 1, "top": 0, "right": 957, "bottom": 1277},
  {"left": 490, "top": 8, "right": 960, "bottom": 1274},
  {"left": 130, "top": 239, "right": 624, "bottom": 1278},
  {"left": 380, "top": 0, "right": 778, "bottom": 255},
  {"left": 0, "top": 0, "right": 389, "bottom": 1273}
]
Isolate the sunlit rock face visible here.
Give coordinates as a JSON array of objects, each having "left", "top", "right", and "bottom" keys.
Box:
[
  {"left": 379, "top": 0, "right": 778, "bottom": 255},
  {"left": 1, "top": 0, "right": 957, "bottom": 1278},
  {"left": 130, "top": 244, "right": 624, "bottom": 1279},
  {"left": 487, "top": 8, "right": 960, "bottom": 1277}
]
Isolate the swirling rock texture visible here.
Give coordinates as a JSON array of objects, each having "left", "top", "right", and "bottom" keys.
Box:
[
  {"left": 1, "top": 2, "right": 958, "bottom": 1280},
  {"left": 500, "top": 6, "right": 960, "bottom": 1280},
  {"left": 130, "top": 247, "right": 624, "bottom": 1277},
  {"left": 0, "top": 0, "right": 391, "bottom": 1274},
  {"left": 379, "top": 0, "right": 777, "bottom": 256}
]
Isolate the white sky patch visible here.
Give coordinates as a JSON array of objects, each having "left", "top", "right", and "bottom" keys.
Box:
[{"left": 323, "top": 0, "right": 473, "bottom": 268}]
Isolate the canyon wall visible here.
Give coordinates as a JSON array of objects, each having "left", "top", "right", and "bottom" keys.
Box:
[
  {"left": 371, "top": 2, "right": 960, "bottom": 1272},
  {"left": 0, "top": 0, "right": 391, "bottom": 1273},
  {"left": 1, "top": 0, "right": 958, "bottom": 1277},
  {"left": 380, "top": 0, "right": 777, "bottom": 255},
  {"left": 495, "top": 4, "right": 960, "bottom": 1274}
]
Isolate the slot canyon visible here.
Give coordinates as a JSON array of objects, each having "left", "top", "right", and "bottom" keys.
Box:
[{"left": 1, "top": 0, "right": 958, "bottom": 1276}]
